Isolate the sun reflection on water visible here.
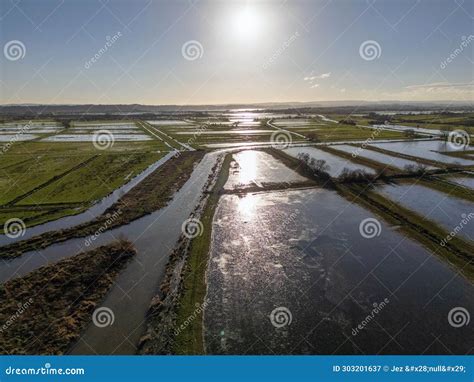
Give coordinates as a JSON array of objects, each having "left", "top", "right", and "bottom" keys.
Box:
[
  {"left": 235, "top": 150, "right": 258, "bottom": 185},
  {"left": 237, "top": 194, "right": 257, "bottom": 221}
]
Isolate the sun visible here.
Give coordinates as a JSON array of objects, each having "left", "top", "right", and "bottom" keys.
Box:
[{"left": 232, "top": 6, "right": 260, "bottom": 41}]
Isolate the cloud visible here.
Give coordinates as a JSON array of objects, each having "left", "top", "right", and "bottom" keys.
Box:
[
  {"left": 310, "top": 84, "right": 320, "bottom": 88},
  {"left": 304, "top": 72, "right": 331, "bottom": 81}
]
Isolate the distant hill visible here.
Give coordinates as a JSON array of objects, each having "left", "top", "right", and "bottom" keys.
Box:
[{"left": 0, "top": 100, "right": 472, "bottom": 116}]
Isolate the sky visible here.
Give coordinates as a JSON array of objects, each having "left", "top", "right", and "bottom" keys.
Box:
[{"left": 0, "top": 0, "right": 473, "bottom": 105}]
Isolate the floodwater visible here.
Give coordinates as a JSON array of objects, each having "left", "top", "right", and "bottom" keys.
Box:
[
  {"left": 0, "top": 152, "right": 175, "bottom": 247},
  {"left": 225, "top": 150, "right": 306, "bottom": 189},
  {"left": 447, "top": 177, "right": 474, "bottom": 189},
  {"left": 42, "top": 134, "right": 152, "bottom": 141},
  {"left": 371, "top": 140, "right": 474, "bottom": 166},
  {"left": 372, "top": 124, "right": 442, "bottom": 136},
  {"left": 204, "top": 189, "right": 474, "bottom": 354},
  {"left": 332, "top": 145, "right": 437, "bottom": 170},
  {"left": 174, "top": 130, "right": 275, "bottom": 135},
  {"left": 0, "top": 152, "right": 221, "bottom": 355},
  {"left": 283, "top": 146, "right": 375, "bottom": 177},
  {"left": 273, "top": 119, "right": 318, "bottom": 127},
  {"left": 146, "top": 120, "right": 193, "bottom": 126},
  {"left": 0, "top": 134, "right": 38, "bottom": 141},
  {"left": 377, "top": 183, "right": 474, "bottom": 242},
  {"left": 203, "top": 141, "right": 308, "bottom": 149}
]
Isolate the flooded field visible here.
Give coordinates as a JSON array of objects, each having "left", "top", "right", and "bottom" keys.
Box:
[
  {"left": 332, "top": 144, "right": 437, "bottom": 170},
  {"left": 226, "top": 150, "right": 306, "bottom": 189},
  {"left": 447, "top": 176, "right": 474, "bottom": 189},
  {"left": 371, "top": 140, "right": 474, "bottom": 166},
  {"left": 0, "top": 133, "right": 38, "bottom": 141},
  {"left": 146, "top": 120, "right": 194, "bottom": 126},
  {"left": 42, "top": 134, "right": 152, "bottom": 141},
  {"left": 377, "top": 183, "right": 474, "bottom": 242},
  {"left": 0, "top": 152, "right": 220, "bottom": 354},
  {"left": 283, "top": 146, "right": 375, "bottom": 177},
  {"left": 204, "top": 188, "right": 474, "bottom": 354}
]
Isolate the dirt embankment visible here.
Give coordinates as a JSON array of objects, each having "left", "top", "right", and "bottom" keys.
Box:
[
  {"left": 138, "top": 154, "right": 227, "bottom": 355},
  {"left": 1, "top": 151, "right": 205, "bottom": 259},
  {"left": 0, "top": 240, "right": 136, "bottom": 355}
]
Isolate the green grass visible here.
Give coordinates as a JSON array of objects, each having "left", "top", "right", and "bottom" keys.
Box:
[
  {"left": 0, "top": 139, "right": 170, "bottom": 227},
  {"left": 172, "top": 154, "right": 232, "bottom": 354},
  {"left": 0, "top": 154, "right": 92, "bottom": 204},
  {"left": 21, "top": 153, "right": 163, "bottom": 205},
  {"left": 305, "top": 124, "right": 408, "bottom": 142}
]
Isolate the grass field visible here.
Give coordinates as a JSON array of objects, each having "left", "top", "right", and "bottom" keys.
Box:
[{"left": 0, "top": 132, "right": 171, "bottom": 227}]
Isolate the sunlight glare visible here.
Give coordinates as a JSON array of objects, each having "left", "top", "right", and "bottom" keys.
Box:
[{"left": 232, "top": 6, "right": 260, "bottom": 41}]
